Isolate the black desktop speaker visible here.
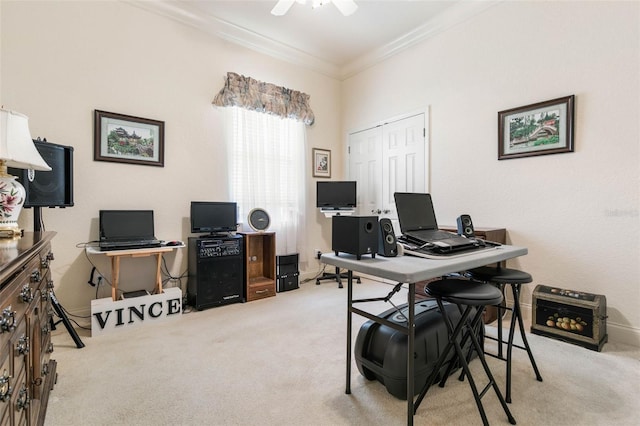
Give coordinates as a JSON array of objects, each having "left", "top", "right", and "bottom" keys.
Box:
[
  {"left": 377, "top": 218, "right": 397, "bottom": 257},
  {"left": 456, "top": 214, "right": 475, "bottom": 238},
  {"left": 8, "top": 139, "right": 74, "bottom": 208},
  {"left": 332, "top": 215, "right": 378, "bottom": 260}
]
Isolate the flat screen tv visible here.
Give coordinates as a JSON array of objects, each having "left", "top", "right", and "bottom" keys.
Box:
[
  {"left": 316, "top": 181, "right": 357, "bottom": 209},
  {"left": 190, "top": 201, "right": 238, "bottom": 234}
]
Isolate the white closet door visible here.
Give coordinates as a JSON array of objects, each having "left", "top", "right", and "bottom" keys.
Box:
[
  {"left": 349, "top": 111, "right": 427, "bottom": 234},
  {"left": 382, "top": 113, "right": 427, "bottom": 232},
  {"left": 348, "top": 125, "right": 383, "bottom": 216}
]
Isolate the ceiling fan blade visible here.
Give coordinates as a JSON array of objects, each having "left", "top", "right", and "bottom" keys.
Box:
[
  {"left": 271, "top": 0, "right": 296, "bottom": 16},
  {"left": 332, "top": 0, "right": 358, "bottom": 16}
]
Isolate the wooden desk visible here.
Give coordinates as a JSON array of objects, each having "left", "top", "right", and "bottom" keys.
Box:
[
  {"left": 87, "top": 245, "right": 181, "bottom": 300},
  {"left": 321, "top": 244, "right": 527, "bottom": 426}
]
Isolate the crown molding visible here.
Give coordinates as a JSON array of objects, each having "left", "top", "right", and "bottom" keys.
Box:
[
  {"left": 340, "top": 0, "right": 501, "bottom": 79},
  {"left": 124, "top": 0, "right": 501, "bottom": 81}
]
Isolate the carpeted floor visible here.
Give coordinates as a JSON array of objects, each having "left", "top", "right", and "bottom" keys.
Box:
[{"left": 46, "top": 278, "right": 640, "bottom": 425}]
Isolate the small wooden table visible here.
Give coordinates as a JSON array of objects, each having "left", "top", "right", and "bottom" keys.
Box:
[{"left": 87, "top": 246, "right": 180, "bottom": 300}]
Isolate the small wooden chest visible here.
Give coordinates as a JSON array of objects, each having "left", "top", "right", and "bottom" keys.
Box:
[{"left": 531, "top": 285, "right": 608, "bottom": 351}]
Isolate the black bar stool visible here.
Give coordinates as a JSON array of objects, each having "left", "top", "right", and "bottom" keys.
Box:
[
  {"left": 414, "top": 278, "right": 516, "bottom": 426},
  {"left": 467, "top": 266, "right": 543, "bottom": 403}
]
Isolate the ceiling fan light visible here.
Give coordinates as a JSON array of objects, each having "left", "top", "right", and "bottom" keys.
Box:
[
  {"left": 271, "top": 0, "right": 295, "bottom": 16},
  {"left": 332, "top": 0, "right": 358, "bottom": 16},
  {"left": 312, "top": 0, "right": 327, "bottom": 9}
]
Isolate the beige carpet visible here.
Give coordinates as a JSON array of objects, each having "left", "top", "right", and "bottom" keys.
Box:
[{"left": 46, "top": 278, "right": 639, "bottom": 425}]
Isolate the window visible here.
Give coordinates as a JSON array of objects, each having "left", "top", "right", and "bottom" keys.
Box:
[{"left": 225, "top": 107, "right": 307, "bottom": 258}]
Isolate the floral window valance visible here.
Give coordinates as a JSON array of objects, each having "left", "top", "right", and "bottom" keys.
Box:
[{"left": 212, "top": 72, "right": 315, "bottom": 126}]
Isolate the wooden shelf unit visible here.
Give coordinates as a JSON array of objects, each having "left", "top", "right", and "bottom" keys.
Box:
[{"left": 239, "top": 232, "right": 276, "bottom": 302}]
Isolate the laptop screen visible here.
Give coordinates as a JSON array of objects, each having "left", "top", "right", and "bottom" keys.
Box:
[
  {"left": 394, "top": 193, "right": 438, "bottom": 234},
  {"left": 99, "top": 210, "right": 155, "bottom": 242}
]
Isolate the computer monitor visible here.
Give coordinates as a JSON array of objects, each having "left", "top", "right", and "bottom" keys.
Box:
[{"left": 316, "top": 181, "right": 356, "bottom": 209}]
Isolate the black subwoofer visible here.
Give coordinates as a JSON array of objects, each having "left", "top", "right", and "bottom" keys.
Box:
[
  {"left": 9, "top": 139, "right": 74, "bottom": 208},
  {"left": 332, "top": 215, "right": 378, "bottom": 260}
]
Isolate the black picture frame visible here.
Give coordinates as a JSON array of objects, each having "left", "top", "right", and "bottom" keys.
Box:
[
  {"left": 94, "top": 110, "right": 165, "bottom": 167},
  {"left": 498, "top": 95, "right": 575, "bottom": 160}
]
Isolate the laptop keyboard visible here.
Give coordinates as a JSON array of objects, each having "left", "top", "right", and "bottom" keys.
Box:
[{"left": 100, "top": 239, "right": 161, "bottom": 251}]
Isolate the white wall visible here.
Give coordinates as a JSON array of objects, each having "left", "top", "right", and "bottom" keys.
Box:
[
  {"left": 0, "top": 1, "right": 342, "bottom": 313},
  {"left": 342, "top": 1, "right": 639, "bottom": 345}
]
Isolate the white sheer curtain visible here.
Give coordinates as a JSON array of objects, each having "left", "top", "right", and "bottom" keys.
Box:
[{"left": 224, "top": 106, "right": 308, "bottom": 262}]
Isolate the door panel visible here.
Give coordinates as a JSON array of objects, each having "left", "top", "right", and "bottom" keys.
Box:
[{"left": 349, "top": 112, "right": 427, "bottom": 235}]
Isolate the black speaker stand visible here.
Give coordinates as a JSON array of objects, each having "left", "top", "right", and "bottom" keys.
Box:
[
  {"left": 33, "top": 206, "right": 85, "bottom": 349},
  {"left": 316, "top": 266, "right": 361, "bottom": 289},
  {"left": 49, "top": 290, "right": 85, "bottom": 349}
]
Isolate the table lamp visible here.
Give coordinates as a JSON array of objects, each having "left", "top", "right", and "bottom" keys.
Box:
[{"left": 0, "top": 108, "right": 51, "bottom": 237}]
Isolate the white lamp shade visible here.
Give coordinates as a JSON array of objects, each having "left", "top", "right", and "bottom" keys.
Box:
[{"left": 0, "top": 108, "right": 51, "bottom": 171}]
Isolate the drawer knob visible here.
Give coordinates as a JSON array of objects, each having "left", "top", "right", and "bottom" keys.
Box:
[
  {"left": 16, "top": 385, "right": 30, "bottom": 411},
  {"left": 0, "top": 371, "right": 12, "bottom": 402},
  {"left": 16, "top": 335, "right": 30, "bottom": 355},
  {"left": 20, "top": 284, "right": 34, "bottom": 303},
  {"left": 30, "top": 270, "right": 41, "bottom": 283},
  {"left": 0, "top": 307, "right": 16, "bottom": 333}
]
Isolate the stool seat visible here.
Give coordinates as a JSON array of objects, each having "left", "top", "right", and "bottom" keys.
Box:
[
  {"left": 465, "top": 266, "right": 542, "bottom": 404},
  {"left": 469, "top": 266, "right": 532, "bottom": 284},
  {"left": 426, "top": 279, "right": 503, "bottom": 306},
  {"left": 416, "top": 278, "right": 516, "bottom": 425}
]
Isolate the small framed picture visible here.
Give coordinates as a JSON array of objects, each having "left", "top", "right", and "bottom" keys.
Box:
[
  {"left": 312, "top": 148, "right": 331, "bottom": 178},
  {"left": 498, "top": 95, "right": 575, "bottom": 160},
  {"left": 94, "top": 110, "right": 165, "bottom": 167}
]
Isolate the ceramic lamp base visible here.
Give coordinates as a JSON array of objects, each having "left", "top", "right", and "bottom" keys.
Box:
[{"left": 0, "top": 175, "right": 26, "bottom": 238}]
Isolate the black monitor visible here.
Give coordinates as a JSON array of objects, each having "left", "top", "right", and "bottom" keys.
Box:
[
  {"left": 190, "top": 201, "right": 238, "bottom": 234},
  {"left": 316, "top": 181, "right": 356, "bottom": 209},
  {"left": 99, "top": 210, "right": 155, "bottom": 242}
]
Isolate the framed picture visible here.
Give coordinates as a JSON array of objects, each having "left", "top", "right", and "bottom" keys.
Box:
[
  {"left": 94, "top": 110, "right": 165, "bottom": 167},
  {"left": 313, "top": 148, "right": 331, "bottom": 178},
  {"left": 498, "top": 95, "right": 575, "bottom": 160}
]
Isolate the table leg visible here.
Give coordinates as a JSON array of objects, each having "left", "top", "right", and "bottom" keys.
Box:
[
  {"left": 155, "top": 253, "right": 163, "bottom": 294},
  {"left": 346, "top": 269, "right": 353, "bottom": 394},
  {"left": 408, "top": 282, "right": 415, "bottom": 426},
  {"left": 111, "top": 256, "right": 120, "bottom": 301}
]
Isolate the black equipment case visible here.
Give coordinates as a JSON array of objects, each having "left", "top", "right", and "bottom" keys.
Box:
[{"left": 355, "top": 299, "right": 483, "bottom": 400}]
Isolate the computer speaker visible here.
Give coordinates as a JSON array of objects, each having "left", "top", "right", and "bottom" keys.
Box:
[
  {"left": 332, "top": 215, "right": 378, "bottom": 260},
  {"left": 378, "top": 218, "right": 397, "bottom": 257},
  {"left": 8, "top": 139, "right": 74, "bottom": 208},
  {"left": 456, "top": 214, "right": 475, "bottom": 238}
]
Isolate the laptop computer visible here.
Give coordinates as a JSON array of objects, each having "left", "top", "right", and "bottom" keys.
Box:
[
  {"left": 394, "top": 192, "right": 476, "bottom": 252},
  {"left": 99, "top": 210, "right": 161, "bottom": 251}
]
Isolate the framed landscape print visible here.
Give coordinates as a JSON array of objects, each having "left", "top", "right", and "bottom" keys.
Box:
[
  {"left": 94, "top": 110, "right": 165, "bottom": 167},
  {"left": 498, "top": 95, "right": 575, "bottom": 160},
  {"left": 313, "top": 148, "right": 331, "bottom": 178}
]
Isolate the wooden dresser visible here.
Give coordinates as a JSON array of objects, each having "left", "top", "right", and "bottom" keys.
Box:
[{"left": 0, "top": 232, "right": 57, "bottom": 426}]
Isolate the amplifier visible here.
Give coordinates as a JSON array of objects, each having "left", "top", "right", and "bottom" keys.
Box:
[
  {"left": 194, "top": 237, "right": 242, "bottom": 259},
  {"left": 531, "top": 285, "right": 608, "bottom": 351}
]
